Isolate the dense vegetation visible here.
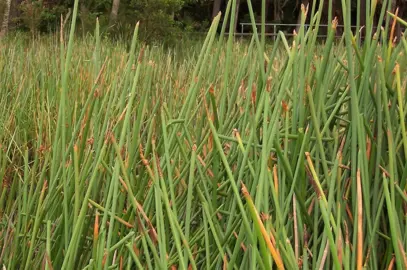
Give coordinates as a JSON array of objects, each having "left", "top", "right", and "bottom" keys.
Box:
[
  {"left": 2, "top": 0, "right": 407, "bottom": 269},
  {"left": 1, "top": 0, "right": 406, "bottom": 42}
]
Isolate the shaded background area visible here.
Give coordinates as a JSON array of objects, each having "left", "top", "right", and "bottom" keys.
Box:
[{"left": 0, "top": 0, "right": 406, "bottom": 42}]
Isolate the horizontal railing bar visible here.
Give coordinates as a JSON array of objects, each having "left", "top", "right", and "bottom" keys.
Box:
[
  {"left": 224, "top": 32, "right": 333, "bottom": 37},
  {"left": 239, "top": 22, "right": 406, "bottom": 29},
  {"left": 239, "top": 23, "right": 360, "bottom": 27}
]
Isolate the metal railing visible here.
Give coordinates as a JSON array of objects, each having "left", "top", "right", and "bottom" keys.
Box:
[
  {"left": 190, "top": 23, "right": 405, "bottom": 40},
  {"left": 237, "top": 22, "right": 361, "bottom": 39}
]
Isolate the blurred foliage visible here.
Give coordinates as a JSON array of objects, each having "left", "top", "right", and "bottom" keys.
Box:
[
  {"left": 1, "top": 0, "right": 391, "bottom": 43},
  {"left": 1, "top": 0, "right": 212, "bottom": 43}
]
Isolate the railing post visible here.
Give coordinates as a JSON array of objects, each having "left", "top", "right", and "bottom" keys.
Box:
[{"left": 273, "top": 24, "right": 276, "bottom": 41}]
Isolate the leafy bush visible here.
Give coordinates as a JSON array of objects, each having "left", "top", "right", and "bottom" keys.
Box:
[
  {"left": 19, "top": 0, "right": 44, "bottom": 35},
  {"left": 127, "top": 0, "right": 185, "bottom": 43}
]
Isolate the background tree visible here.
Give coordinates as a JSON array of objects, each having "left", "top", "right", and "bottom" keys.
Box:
[
  {"left": 0, "top": 0, "right": 11, "bottom": 37},
  {"left": 109, "top": 0, "right": 120, "bottom": 25},
  {"left": 212, "top": 0, "right": 221, "bottom": 19}
]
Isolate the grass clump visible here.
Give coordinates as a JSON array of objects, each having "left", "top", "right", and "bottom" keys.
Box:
[{"left": 1, "top": 0, "right": 407, "bottom": 269}]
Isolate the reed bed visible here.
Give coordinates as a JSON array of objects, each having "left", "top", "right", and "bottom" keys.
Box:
[{"left": 1, "top": 0, "right": 407, "bottom": 269}]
